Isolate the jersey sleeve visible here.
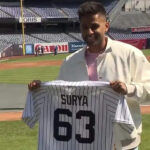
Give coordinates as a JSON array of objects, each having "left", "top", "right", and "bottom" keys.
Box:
[
  {"left": 113, "top": 97, "right": 138, "bottom": 148},
  {"left": 22, "top": 89, "right": 45, "bottom": 128},
  {"left": 22, "top": 91, "right": 36, "bottom": 128}
]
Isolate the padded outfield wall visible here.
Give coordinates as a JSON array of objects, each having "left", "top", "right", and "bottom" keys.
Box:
[{"left": 0, "top": 41, "right": 86, "bottom": 58}]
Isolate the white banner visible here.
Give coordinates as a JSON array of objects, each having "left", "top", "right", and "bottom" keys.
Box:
[
  {"left": 19, "top": 17, "right": 41, "bottom": 23},
  {"left": 34, "top": 42, "right": 69, "bottom": 54}
]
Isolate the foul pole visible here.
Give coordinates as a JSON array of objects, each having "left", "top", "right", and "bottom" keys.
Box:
[{"left": 20, "top": 0, "right": 25, "bottom": 55}]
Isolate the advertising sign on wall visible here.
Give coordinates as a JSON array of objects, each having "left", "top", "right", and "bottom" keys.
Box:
[
  {"left": 34, "top": 42, "right": 69, "bottom": 54},
  {"left": 131, "top": 26, "right": 150, "bottom": 33},
  {"left": 120, "top": 39, "right": 147, "bottom": 50},
  {"left": 69, "top": 42, "right": 86, "bottom": 53},
  {"left": 25, "top": 44, "right": 34, "bottom": 55},
  {"left": 19, "top": 17, "right": 41, "bottom": 23}
]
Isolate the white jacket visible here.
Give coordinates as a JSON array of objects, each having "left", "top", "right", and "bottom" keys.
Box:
[{"left": 58, "top": 37, "right": 150, "bottom": 149}]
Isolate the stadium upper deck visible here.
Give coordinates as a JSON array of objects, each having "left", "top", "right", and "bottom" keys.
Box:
[
  {"left": 0, "top": 0, "right": 117, "bottom": 20},
  {"left": 0, "top": 0, "right": 150, "bottom": 54},
  {"left": 109, "top": 0, "right": 150, "bottom": 40}
]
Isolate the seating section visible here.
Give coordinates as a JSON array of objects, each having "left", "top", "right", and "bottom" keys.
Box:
[
  {"left": 0, "top": 1, "right": 118, "bottom": 19},
  {"left": 56, "top": 1, "right": 118, "bottom": 18},
  {"left": 0, "top": 33, "right": 45, "bottom": 52},
  {"left": 56, "top": 3, "right": 79, "bottom": 18},
  {"left": 104, "top": 0, "right": 118, "bottom": 13},
  {"left": 29, "top": 6, "right": 65, "bottom": 18},
  {"left": 68, "top": 32, "right": 83, "bottom": 41},
  {"left": 0, "top": 9, "right": 12, "bottom": 18},
  {"left": 109, "top": 11, "right": 150, "bottom": 40},
  {"left": 30, "top": 32, "right": 81, "bottom": 42},
  {"left": 108, "top": 32, "right": 150, "bottom": 40},
  {"left": 0, "top": 6, "right": 36, "bottom": 18},
  {"left": 110, "top": 12, "right": 150, "bottom": 31},
  {"left": 0, "top": 32, "right": 83, "bottom": 52},
  {"left": 0, "top": 41, "right": 12, "bottom": 52},
  {"left": 0, "top": 33, "right": 46, "bottom": 44}
]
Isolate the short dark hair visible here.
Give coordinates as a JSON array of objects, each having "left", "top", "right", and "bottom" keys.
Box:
[{"left": 78, "top": 1, "right": 107, "bottom": 20}]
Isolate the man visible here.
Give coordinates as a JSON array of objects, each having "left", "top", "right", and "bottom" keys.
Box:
[
  {"left": 35, "top": 46, "right": 40, "bottom": 56},
  {"left": 41, "top": 46, "right": 44, "bottom": 56},
  {"left": 28, "top": 1, "right": 150, "bottom": 150},
  {"left": 54, "top": 45, "right": 58, "bottom": 56}
]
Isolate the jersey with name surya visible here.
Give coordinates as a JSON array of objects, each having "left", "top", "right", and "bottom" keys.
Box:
[{"left": 22, "top": 81, "right": 134, "bottom": 150}]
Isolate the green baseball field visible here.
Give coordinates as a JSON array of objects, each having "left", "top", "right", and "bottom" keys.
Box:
[{"left": 0, "top": 51, "right": 150, "bottom": 150}]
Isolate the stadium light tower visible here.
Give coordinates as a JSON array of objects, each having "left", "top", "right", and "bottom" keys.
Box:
[{"left": 20, "top": 0, "right": 26, "bottom": 56}]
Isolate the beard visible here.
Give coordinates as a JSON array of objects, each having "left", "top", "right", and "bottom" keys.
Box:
[{"left": 83, "top": 33, "right": 103, "bottom": 47}]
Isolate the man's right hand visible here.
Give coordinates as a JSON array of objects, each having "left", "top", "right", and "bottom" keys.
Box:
[{"left": 28, "top": 80, "right": 41, "bottom": 91}]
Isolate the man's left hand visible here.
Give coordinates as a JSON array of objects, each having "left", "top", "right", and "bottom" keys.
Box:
[{"left": 110, "top": 81, "right": 127, "bottom": 95}]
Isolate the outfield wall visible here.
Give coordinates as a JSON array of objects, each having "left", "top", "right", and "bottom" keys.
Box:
[
  {"left": 120, "top": 39, "right": 147, "bottom": 49},
  {"left": 0, "top": 40, "right": 150, "bottom": 58},
  {"left": 0, "top": 42, "right": 86, "bottom": 58}
]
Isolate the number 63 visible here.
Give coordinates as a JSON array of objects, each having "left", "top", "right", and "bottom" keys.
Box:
[{"left": 54, "top": 108, "right": 95, "bottom": 143}]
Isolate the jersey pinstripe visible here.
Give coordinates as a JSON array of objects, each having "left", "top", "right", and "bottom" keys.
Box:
[{"left": 22, "top": 81, "right": 135, "bottom": 150}]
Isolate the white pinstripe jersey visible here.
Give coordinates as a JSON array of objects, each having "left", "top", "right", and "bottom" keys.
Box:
[{"left": 22, "top": 81, "right": 135, "bottom": 150}]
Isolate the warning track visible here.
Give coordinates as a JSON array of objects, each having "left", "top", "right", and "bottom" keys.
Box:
[
  {"left": 0, "top": 60, "right": 62, "bottom": 70},
  {"left": 0, "top": 106, "right": 149, "bottom": 121}
]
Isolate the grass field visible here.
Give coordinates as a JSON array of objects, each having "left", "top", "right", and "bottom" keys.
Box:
[
  {"left": 0, "top": 50, "right": 150, "bottom": 149},
  {"left": 0, "top": 115, "right": 149, "bottom": 150},
  {"left": 0, "top": 66, "right": 60, "bottom": 84},
  {"left": 0, "top": 120, "right": 38, "bottom": 150},
  {"left": 1, "top": 53, "right": 70, "bottom": 63},
  {"left": 142, "top": 49, "right": 150, "bottom": 56},
  {"left": 0, "top": 54, "right": 68, "bottom": 84},
  {"left": 0, "top": 50, "right": 149, "bottom": 84}
]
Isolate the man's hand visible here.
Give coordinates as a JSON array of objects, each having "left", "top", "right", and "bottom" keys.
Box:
[
  {"left": 28, "top": 80, "right": 41, "bottom": 91},
  {"left": 110, "top": 81, "right": 127, "bottom": 95}
]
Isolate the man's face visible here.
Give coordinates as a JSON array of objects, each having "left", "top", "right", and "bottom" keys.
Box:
[{"left": 80, "top": 14, "right": 109, "bottom": 47}]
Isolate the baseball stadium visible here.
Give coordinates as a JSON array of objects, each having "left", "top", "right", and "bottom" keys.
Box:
[{"left": 0, "top": 0, "right": 150, "bottom": 149}]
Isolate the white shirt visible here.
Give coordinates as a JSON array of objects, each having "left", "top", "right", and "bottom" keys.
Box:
[{"left": 58, "top": 37, "right": 150, "bottom": 149}]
